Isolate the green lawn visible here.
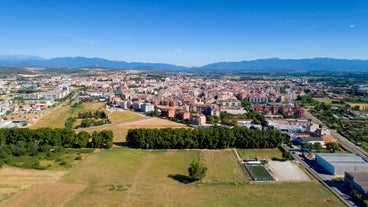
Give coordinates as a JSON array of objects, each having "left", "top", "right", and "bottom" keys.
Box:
[{"left": 237, "top": 148, "right": 282, "bottom": 159}]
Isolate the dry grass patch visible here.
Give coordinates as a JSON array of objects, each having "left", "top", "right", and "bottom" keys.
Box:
[
  {"left": 201, "top": 150, "right": 248, "bottom": 183},
  {"left": 57, "top": 148, "right": 343, "bottom": 207},
  {"left": 76, "top": 117, "right": 188, "bottom": 143},
  {"left": 80, "top": 102, "right": 105, "bottom": 111},
  {"left": 30, "top": 102, "right": 106, "bottom": 129},
  {"left": 314, "top": 97, "right": 332, "bottom": 104},
  {"left": 108, "top": 110, "right": 145, "bottom": 123},
  {"left": 348, "top": 102, "right": 368, "bottom": 111},
  {"left": 0, "top": 166, "right": 66, "bottom": 203},
  {"left": 120, "top": 117, "right": 187, "bottom": 128},
  {"left": 29, "top": 105, "right": 70, "bottom": 129},
  {"left": 0, "top": 184, "right": 85, "bottom": 207}
]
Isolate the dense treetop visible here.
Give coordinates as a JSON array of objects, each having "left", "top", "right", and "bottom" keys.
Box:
[{"left": 127, "top": 127, "right": 285, "bottom": 149}]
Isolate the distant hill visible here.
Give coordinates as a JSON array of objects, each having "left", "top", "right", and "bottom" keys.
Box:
[
  {"left": 0, "top": 55, "right": 186, "bottom": 70},
  {"left": 0, "top": 55, "right": 368, "bottom": 72},
  {"left": 199, "top": 58, "right": 368, "bottom": 72}
]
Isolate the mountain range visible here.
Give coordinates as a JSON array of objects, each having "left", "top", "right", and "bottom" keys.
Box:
[{"left": 1, "top": 55, "right": 368, "bottom": 73}]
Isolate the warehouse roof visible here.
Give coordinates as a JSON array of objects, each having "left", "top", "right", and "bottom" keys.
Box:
[
  {"left": 316, "top": 153, "right": 366, "bottom": 163},
  {"left": 346, "top": 172, "right": 368, "bottom": 193}
]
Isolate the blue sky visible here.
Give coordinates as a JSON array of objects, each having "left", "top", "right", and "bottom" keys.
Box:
[{"left": 0, "top": 0, "right": 367, "bottom": 66}]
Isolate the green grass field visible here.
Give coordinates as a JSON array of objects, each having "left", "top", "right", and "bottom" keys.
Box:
[
  {"left": 55, "top": 149, "right": 344, "bottom": 207},
  {"left": 236, "top": 148, "right": 282, "bottom": 159},
  {"left": 1, "top": 148, "right": 344, "bottom": 207}
]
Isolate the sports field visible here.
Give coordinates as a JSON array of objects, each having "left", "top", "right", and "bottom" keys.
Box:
[
  {"left": 1, "top": 149, "right": 344, "bottom": 207},
  {"left": 244, "top": 165, "right": 274, "bottom": 181}
]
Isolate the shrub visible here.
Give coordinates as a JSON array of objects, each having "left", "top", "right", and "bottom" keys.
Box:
[{"left": 188, "top": 160, "right": 207, "bottom": 182}]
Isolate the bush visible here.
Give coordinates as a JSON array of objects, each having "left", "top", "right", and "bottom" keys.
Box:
[
  {"left": 188, "top": 160, "right": 207, "bottom": 182},
  {"left": 282, "top": 151, "right": 294, "bottom": 160},
  {"left": 74, "top": 155, "right": 82, "bottom": 160}
]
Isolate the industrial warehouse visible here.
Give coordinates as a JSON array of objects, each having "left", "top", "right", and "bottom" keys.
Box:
[{"left": 315, "top": 153, "right": 368, "bottom": 176}]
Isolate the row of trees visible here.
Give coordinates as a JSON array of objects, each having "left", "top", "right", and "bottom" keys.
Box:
[
  {"left": 126, "top": 127, "right": 285, "bottom": 149},
  {"left": 0, "top": 128, "right": 114, "bottom": 151},
  {"left": 80, "top": 118, "right": 110, "bottom": 128},
  {"left": 78, "top": 110, "right": 108, "bottom": 119}
]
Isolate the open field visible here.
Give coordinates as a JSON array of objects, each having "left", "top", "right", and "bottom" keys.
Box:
[
  {"left": 1, "top": 184, "right": 85, "bottom": 207},
  {"left": 201, "top": 150, "right": 248, "bottom": 183},
  {"left": 236, "top": 148, "right": 282, "bottom": 159},
  {"left": 77, "top": 117, "right": 188, "bottom": 143},
  {"left": 30, "top": 102, "right": 106, "bottom": 129},
  {"left": 0, "top": 148, "right": 344, "bottom": 206},
  {"left": 348, "top": 102, "right": 368, "bottom": 111},
  {"left": 0, "top": 166, "right": 66, "bottom": 203},
  {"left": 313, "top": 97, "right": 332, "bottom": 104},
  {"left": 108, "top": 110, "right": 146, "bottom": 123}
]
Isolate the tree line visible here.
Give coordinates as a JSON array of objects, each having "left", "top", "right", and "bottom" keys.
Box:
[
  {"left": 0, "top": 128, "right": 113, "bottom": 159},
  {"left": 126, "top": 127, "right": 285, "bottom": 149},
  {"left": 77, "top": 110, "right": 108, "bottom": 119}
]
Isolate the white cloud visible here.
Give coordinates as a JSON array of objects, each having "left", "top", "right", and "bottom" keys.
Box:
[{"left": 349, "top": 24, "right": 356, "bottom": 28}]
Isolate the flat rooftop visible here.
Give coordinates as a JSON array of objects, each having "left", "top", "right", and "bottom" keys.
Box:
[
  {"left": 316, "top": 153, "right": 366, "bottom": 163},
  {"left": 347, "top": 172, "right": 368, "bottom": 193}
]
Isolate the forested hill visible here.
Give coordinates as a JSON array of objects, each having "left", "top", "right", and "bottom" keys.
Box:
[
  {"left": 1, "top": 55, "right": 368, "bottom": 72},
  {"left": 199, "top": 58, "right": 368, "bottom": 72}
]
